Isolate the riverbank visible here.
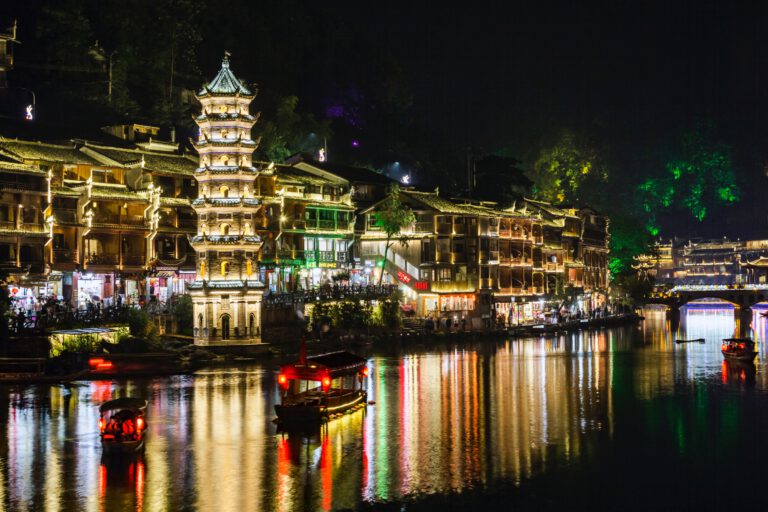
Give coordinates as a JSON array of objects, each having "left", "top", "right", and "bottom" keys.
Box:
[{"left": 0, "top": 313, "right": 641, "bottom": 383}]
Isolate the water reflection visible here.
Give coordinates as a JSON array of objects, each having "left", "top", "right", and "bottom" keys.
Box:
[{"left": 3, "top": 311, "right": 768, "bottom": 510}]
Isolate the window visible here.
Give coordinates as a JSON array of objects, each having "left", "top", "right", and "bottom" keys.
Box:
[
  {"left": 249, "top": 313, "right": 255, "bottom": 337},
  {"left": 218, "top": 213, "right": 232, "bottom": 220},
  {"left": 220, "top": 224, "right": 230, "bottom": 235},
  {"left": 438, "top": 268, "right": 452, "bottom": 282},
  {"left": 220, "top": 186, "right": 229, "bottom": 198},
  {"left": 305, "top": 238, "right": 316, "bottom": 251}
]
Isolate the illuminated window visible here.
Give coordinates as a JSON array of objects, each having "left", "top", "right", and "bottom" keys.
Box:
[
  {"left": 220, "top": 186, "right": 229, "bottom": 198},
  {"left": 220, "top": 223, "right": 230, "bottom": 235}
]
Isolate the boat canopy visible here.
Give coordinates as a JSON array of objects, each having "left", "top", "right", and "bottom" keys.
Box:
[
  {"left": 280, "top": 351, "right": 367, "bottom": 382},
  {"left": 99, "top": 398, "right": 148, "bottom": 414}
]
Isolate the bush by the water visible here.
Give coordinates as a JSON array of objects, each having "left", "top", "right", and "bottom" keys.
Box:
[
  {"left": 127, "top": 308, "right": 159, "bottom": 345},
  {"left": 309, "top": 293, "right": 402, "bottom": 333},
  {"left": 170, "top": 295, "right": 193, "bottom": 336}
]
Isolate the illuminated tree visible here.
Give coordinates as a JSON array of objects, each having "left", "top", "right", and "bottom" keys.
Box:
[
  {"left": 529, "top": 128, "right": 608, "bottom": 204},
  {"left": 638, "top": 122, "right": 740, "bottom": 233},
  {"left": 374, "top": 184, "right": 415, "bottom": 285}
]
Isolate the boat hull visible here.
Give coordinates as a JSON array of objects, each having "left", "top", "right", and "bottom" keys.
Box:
[
  {"left": 722, "top": 350, "right": 757, "bottom": 362},
  {"left": 275, "top": 390, "right": 366, "bottom": 429},
  {"left": 101, "top": 438, "right": 145, "bottom": 454}
]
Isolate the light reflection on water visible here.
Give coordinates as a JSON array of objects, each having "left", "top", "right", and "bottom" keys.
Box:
[{"left": 2, "top": 308, "right": 767, "bottom": 511}]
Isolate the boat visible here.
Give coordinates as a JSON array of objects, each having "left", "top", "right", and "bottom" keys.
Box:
[
  {"left": 99, "top": 398, "right": 148, "bottom": 454},
  {"left": 721, "top": 338, "right": 758, "bottom": 363},
  {"left": 675, "top": 338, "right": 705, "bottom": 344},
  {"left": 275, "top": 347, "right": 368, "bottom": 429}
]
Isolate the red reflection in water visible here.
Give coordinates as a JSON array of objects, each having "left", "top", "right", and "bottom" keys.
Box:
[
  {"left": 320, "top": 434, "right": 332, "bottom": 511},
  {"left": 91, "top": 381, "right": 113, "bottom": 403}
]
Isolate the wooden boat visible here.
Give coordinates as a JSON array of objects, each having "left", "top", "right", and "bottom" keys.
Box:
[
  {"left": 721, "top": 338, "right": 758, "bottom": 363},
  {"left": 99, "top": 398, "right": 148, "bottom": 454},
  {"left": 275, "top": 348, "right": 368, "bottom": 429},
  {"left": 675, "top": 338, "right": 705, "bottom": 344}
]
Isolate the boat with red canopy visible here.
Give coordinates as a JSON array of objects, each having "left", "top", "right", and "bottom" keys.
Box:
[
  {"left": 721, "top": 338, "right": 758, "bottom": 363},
  {"left": 275, "top": 349, "right": 368, "bottom": 428}
]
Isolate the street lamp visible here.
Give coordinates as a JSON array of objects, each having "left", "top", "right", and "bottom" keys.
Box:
[{"left": 88, "top": 41, "right": 117, "bottom": 103}]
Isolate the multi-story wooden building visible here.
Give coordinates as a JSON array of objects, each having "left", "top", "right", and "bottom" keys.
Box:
[
  {"left": 360, "top": 190, "right": 611, "bottom": 325},
  {"left": 0, "top": 134, "right": 198, "bottom": 306}
]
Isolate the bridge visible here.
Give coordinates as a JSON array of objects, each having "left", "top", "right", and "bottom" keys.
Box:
[{"left": 648, "top": 284, "right": 768, "bottom": 310}]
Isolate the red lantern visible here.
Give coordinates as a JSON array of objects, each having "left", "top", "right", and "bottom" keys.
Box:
[{"left": 322, "top": 376, "right": 331, "bottom": 391}]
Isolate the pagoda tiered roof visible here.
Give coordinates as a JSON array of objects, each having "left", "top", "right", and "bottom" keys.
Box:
[
  {"left": 197, "top": 56, "right": 254, "bottom": 97},
  {"left": 195, "top": 165, "right": 258, "bottom": 175}
]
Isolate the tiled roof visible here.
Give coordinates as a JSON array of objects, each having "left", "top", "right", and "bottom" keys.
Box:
[
  {"left": 0, "top": 139, "right": 99, "bottom": 165},
  {"left": 277, "top": 166, "right": 336, "bottom": 186},
  {"left": 296, "top": 160, "right": 394, "bottom": 185},
  {"left": 198, "top": 56, "right": 253, "bottom": 97},
  {"left": 89, "top": 184, "right": 148, "bottom": 202},
  {"left": 85, "top": 145, "right": 197, "bottom": 176},
  {"left": 401, "top": 190, "right": 478, "bottom": 214},
  {"left": 0, "top": 161, "right": 47, "bottom": 176},
  {"left": 160, "top": 197, "right": 193, "bottom": 207}
]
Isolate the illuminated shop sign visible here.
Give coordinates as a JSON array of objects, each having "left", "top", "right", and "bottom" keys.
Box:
[{"left": 397, "top": 271, "right": 412, "bottom": 284}]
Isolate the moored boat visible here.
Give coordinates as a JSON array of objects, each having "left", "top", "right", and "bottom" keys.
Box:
[
  {"left": 675, "top": 338, "right": 705, "bottom": 344},
  {"left": 721, "top": 338, "right": 758, "bottom": 363},
  {"left": 99, "top": 398, "right": 148, "bottom": 454},
  {"left": 275, "top": 349, "right": 368, "bottom": 429}
]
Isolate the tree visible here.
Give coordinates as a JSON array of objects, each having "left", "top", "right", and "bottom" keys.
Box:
[
  {"left": 473, "top": 155, "right": 532, "bottom": 206},
  {"left": 638, "top": 121, "right": 740, "bottom": 234},
  {"left": 529, "top": 128, "right": 609, "bottom": 204},
  {"left": 374, "top": 184, "right": 415, "bottom": 285},
  {"left": 255, "top": 95, "right": 332, "bottom": 162}
]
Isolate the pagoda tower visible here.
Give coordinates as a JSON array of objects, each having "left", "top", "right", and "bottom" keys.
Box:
[{"left": 188, "top": 55, "right": 265, "bottom": 346}]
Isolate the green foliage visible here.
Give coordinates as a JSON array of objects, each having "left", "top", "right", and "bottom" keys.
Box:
[
  {"left": 372, "top": 297, "right": 402, "bottom": 328},
  {"left": 638, "top": 121, "right": 740, "bottom": 228},
  {"left": 170, "top": 295, "right": 193, "bottom": 336},
  {"left": 529, "top": 128, "right": 609, "bottom": 204},
  {"left": 60, "top": 333, "right": 100, "bottom": 354},
  {"left": 255, "top": 95, "right": 332, "bottom": 162},
  {"left": 608, "top": 214, "right": 654, "bottom": 279},
  {"left": 374, "top": 184, "right": 416, "bottom": 285},
  {"left": 127, "top": 308, "right": 158, "bottom": 342},
  {"left": 309, "top": 300, "right": 373, "bottom": 332}
]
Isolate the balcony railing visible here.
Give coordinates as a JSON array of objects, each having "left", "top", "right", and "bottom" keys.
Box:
[
  {"left": 264, "top": 284, "right": 398, "bottom": 307},
  {"left": 0, "top": 220, "right": 14, "bottom": 230},
  {"left": 93, "top": 214, "right": 146, "bottom": 227},
  {"left": 403, "top": 221, "right": 434, "bottom": 234},
  {"left": 480, "top": 250, "right": 500, "bottom": 263},
  {"left": 86, "top": 253, "right": 119, "bottom": 265},
  {"left": 55, "top": 209, "right": 77, "bottom": 224},
  {"left": 54, "top": 248, "right": 78, "bottom": 262},
  {"left": 545, "top": 262, "right": 565, "bottom": 272},
  {"left": 123, "top": 254, "right": 145, "bottom": 266}
]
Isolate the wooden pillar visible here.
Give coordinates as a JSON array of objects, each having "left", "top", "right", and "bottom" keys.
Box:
[
  {"left": 174, "top": 235, "right": 180, "bottom": 259},
  {"left": 118, "top": 233, "right": 123, "bottom": 267}
]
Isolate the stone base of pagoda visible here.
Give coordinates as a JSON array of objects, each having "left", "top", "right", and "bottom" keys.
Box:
[{"left": 188, "top": 281, "right": 265, "bottom": 347}]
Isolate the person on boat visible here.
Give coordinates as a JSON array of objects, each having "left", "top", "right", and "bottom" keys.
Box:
[{"left": 122, "top": 418, "right": 136, "bottom": 440}]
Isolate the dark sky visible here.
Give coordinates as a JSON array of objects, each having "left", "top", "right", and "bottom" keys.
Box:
[{"left": 3, "top": 1, "right": 768, "bottom": 237}]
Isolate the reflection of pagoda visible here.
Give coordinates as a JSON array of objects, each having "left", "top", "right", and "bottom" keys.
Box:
[{"left": 188, "top": 55, "right": 265, "bottom": 347}]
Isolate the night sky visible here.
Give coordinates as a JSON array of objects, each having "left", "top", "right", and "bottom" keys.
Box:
[{"left": 3, "top": 1, "right": 768, "bottom": 238}]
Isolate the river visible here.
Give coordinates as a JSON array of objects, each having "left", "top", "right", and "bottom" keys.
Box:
[{"left": 4, "top": 305, "right": 768, "bottom": 511}]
